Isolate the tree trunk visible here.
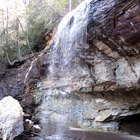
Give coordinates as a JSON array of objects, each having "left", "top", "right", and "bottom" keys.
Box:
[
  {"left": 15, "top": 18, "right": 23, "bottom": 61},
  {"left": 4, "top": 7, "right": 14, "bottom": 65},
  {"left": 69, "top": 0, "right": 72, "bottom": 11},
  {"left": 77, "top": 0, "right": 81, "bottom": 4},
  {"left": 18, "top": 19, "right": 33, "bottom": 54}
]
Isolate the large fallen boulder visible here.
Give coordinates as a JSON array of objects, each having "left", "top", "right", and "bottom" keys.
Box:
[{"left": 0, "top": 96, "right": 24, "bottom": 140}]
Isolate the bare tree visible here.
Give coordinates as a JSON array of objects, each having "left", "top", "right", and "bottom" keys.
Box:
[
  {"left": 15, "top": 17, "right": 23, "bottom": 61},
  {"left": 18, "top": 18, "right": 33, "bottom": 54},
  {"left": 22, "top": 0, "right": 33, "bottom": 54},
  {"left": 77, "top": 0, "right": 81, "bottom": 3},
  {"left": 69, "top": 0, "right": 72, "bottom": 11},
  {"left": 5, "top": 7, "right": 13, "bottom": 65}
]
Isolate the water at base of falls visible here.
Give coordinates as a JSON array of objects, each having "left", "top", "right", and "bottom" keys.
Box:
[{"left": 31, "top": 122, "right": 140, "bottom": 140}]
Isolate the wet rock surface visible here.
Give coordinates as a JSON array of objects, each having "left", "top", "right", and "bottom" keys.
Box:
[{"left": 35, "top": 87, "right": 140, "bottom": 134}]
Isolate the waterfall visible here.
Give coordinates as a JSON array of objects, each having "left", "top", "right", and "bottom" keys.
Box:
[
  {"left": 48, "top": 0, "right": 92, "bottom": 88},
  {"left": 36, "top": 1, "right": 93, "bottom": 139}
]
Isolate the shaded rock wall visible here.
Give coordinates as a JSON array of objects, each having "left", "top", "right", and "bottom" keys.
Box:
[{"left": 0, "top": 54, "right": 40, "bottom": 115}]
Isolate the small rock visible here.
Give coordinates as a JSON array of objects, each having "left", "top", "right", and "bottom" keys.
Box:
[
  {"left": 24, "top": 119, "right": 34, "bottom": 131},
  {"left": 33, "top": 125, "right": 41, "bottom": 133},
  {"left": 24, "top": 119, "right": 41, "bottom": 134},
  {"left": 95, "top": 110, "right": 112, "bottom": 122}
]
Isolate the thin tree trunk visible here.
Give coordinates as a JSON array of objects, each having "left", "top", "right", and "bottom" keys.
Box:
[
  {"left": 15, "top": 18, "right": 23, "bottom": 61},
  {"left": 18, "top": 19, "right": 33, "bottom": 54},
  {"left": 69, "top": 0, "right": 72, "bottom": 11},
  {"left": 22, "top": 0, "right": 33, "bottom": 54},
  {"left": 77, "top": 0, "right": 81, "bottom": 4},
  {"left": 4, "top": 7, "right": 15, "bottom": 65}
]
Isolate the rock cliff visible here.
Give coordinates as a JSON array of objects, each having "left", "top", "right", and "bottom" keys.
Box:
[{"left": 34, "top": 0, "right": 140, "bottom": 134}]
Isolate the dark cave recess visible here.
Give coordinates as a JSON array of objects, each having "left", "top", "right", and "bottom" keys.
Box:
[{"left": 120, "top": 113, "right": 140, "bottom": 136}]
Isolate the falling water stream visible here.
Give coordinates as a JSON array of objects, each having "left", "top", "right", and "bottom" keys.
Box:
[
  {"left": 35, "top": 1, "right": 92, "bottom": 139},
  {"left": 49, "top": 0, "right": 90, "bottom": 82}
]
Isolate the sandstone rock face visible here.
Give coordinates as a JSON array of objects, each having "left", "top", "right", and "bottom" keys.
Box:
[
  {"left": 34, "top": 0, "right": 140, "bottom": 134},
  {"left": 0, "top": 96, "right": 24, "bottom": 140}
]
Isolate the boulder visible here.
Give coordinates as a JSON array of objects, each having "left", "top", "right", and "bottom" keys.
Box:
[{"left": 0, "top": 96, "right": 24, "bottom": 140}]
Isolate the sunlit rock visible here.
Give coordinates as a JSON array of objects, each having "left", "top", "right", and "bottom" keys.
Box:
[{"left": 0, "top": 96, "right": 24, "bottom": 140}]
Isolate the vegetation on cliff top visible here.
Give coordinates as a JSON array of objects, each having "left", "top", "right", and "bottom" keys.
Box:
[{"left": 0, "top": 0, "right": 83, "bottom": 69}]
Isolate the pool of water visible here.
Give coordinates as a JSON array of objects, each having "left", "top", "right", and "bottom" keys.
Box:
[{"left": 27, "top": 122, "right": 140, "bottom": 140}]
